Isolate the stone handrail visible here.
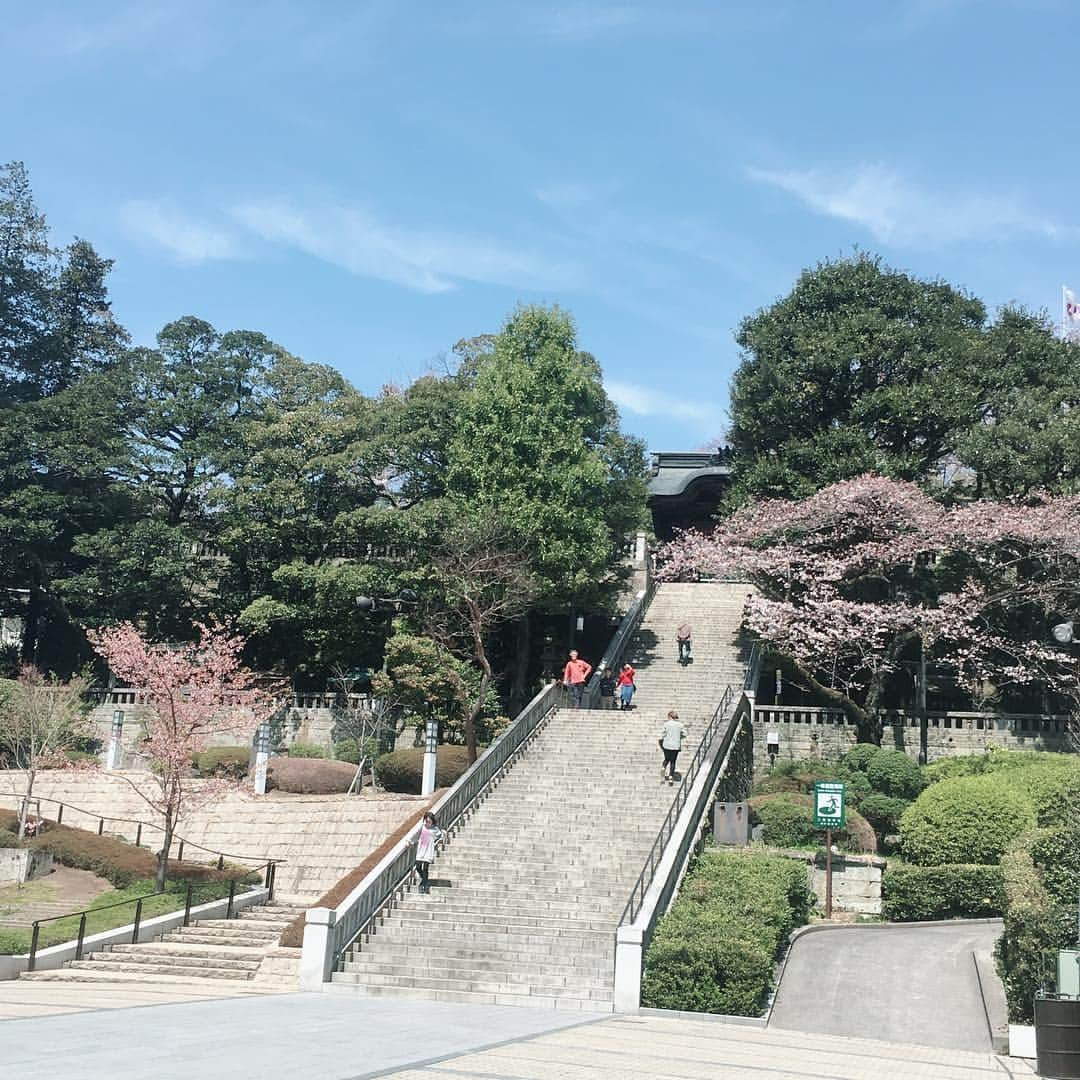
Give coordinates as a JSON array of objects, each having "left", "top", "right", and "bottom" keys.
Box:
[
  {"left": 88, "top": 688, "right": 378, "bottom": 712},
  {"left": 754, "top": 704, "right": 1071, "bottom": 732}
]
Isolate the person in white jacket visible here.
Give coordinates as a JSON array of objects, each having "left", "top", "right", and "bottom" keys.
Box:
[
  {"left": 659, "top": 710, "right": 687, "bottom": 783},
  {"left": 414, "top": 811, "right": 443, "bottom": 894}
]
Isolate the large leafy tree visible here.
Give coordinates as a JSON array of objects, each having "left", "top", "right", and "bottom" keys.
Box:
[
  {"left": 728, "top": 254, "right": 986, "bottom": 502},
  {"left": 661, "top": 475, "right": 1080, "bottom": 745}
]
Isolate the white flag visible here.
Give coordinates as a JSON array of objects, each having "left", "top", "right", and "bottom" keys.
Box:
[{"left": 1065, "top": 286, "right": 1080, "bottom": 340}]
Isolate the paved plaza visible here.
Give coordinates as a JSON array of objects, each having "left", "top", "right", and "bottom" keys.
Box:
[{"left": 0, "top": 989, "right": 1032, "bottom": 1080}]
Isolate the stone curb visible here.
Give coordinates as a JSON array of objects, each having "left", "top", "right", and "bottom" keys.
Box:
[
  {"left": 788, "top": 916, "right": 1002, "bottom": 944},
  {"left": 636, "top": 1006, "right": 767, "bottom": 1028}
]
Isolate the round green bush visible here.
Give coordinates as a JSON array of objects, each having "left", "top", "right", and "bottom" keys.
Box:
[
  {"left": 900, "top": 775, "right": 1036, "bottom": 865},
  {"left": 866, "top": 749, "right": 924, "bottom": 800},
  {"left": 858, "top": 794, "right": 909, "bottom": 838},
  {"left": 266, "top": 757, "right": 357, "bottom": 794},
  {"left": 842, "top": 744, "right": 882, "bottom": 773},
  {"left": 756, "top": 800, "right": 816, "bottom": 848},
  {"left": 375, "top": 746, "right": 471, "bottom": 794},
  {"left": 193, "top": 745, "right": 251, "bottom": 778},
  {"left": 286, "top": 741, "right": 327, "bottom": 759},
  {"left": 333, "top": 738, "right": 377, "bottom": 765}
]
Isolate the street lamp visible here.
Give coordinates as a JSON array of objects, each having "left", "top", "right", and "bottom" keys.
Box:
[
  {"left": 1053, "top": 621, "right": 1074, "bottom": 645},
  {"left": 422, "top": 705, "right": 439, "bottom": 796},
  {"left": 106, "top": 709, "right": 124, "bottom": 771}
]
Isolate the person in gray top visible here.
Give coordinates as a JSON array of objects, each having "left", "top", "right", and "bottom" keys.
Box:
[{"left": 659, "top": 709, "right": 687, "bottom": 783}]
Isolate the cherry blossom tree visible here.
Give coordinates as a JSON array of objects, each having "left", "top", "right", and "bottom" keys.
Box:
[
  {"left": 659, "top": 475, "right": 1080, "bottom": 744},
  {"left": 88, "top": 621, "right": 276, "bottom": 891},
  {"left": 0, "top": 665, "right": 92, "bottom": 838}
]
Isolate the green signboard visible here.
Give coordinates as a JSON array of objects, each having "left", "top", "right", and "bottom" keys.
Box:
[{"left": 812, "top": 781, "right": 847, "bottom": 830}]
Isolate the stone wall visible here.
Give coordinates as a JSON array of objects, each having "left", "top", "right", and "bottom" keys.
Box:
[
  {"left": 752, "top": 708, "right": 1073, "bottom": 771},
  {"left": 0, "top": 848, "right": 52, "bottom": 885},
  {"left": 809, "top": 852, "right": 884, "bottom": 916}
]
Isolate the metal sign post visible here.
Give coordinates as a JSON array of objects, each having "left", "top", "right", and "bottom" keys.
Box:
[{"left": 813, "top": 781, "right": 847, "bottom": 920}]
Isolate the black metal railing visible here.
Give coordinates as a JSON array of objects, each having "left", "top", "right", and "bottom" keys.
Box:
[
  {"left": 26, "top": 860, "right": 278, "bottom": 972},
  {"left": 582, "top": 576, "right": 658, "bottom": 708},
  {"left": 0, "top": 792, "right": 278, "bottom": 870},
  {"left": 328, "top": 680, "right": 563, "bottom": 962},
  {"left": 618, "top": 684, "right": 739, "bottom": 927}
]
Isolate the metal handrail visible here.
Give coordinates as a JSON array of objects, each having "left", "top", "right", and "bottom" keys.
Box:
[
  {"left": 327, "top": 680, "right": 563, "bottom": 962},
  {"left": 582, "top": 576, "right": 658, "bottom": 708},
  {"left": 743, "top": 642, "right": 761, "bottom": 692},
  {"left": 26, "top": 860, "right": 278, "bottom": 972},
  {"left": 618, "top": 683, "right": 738, "bottom": 927},
  {"left": 0, "top": 791, "right": 279, "bottom": 867}
]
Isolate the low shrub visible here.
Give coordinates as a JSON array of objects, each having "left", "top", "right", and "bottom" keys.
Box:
[
  {"left": 375, "top": 746, "right": 471, "bottom": 794},
  {"left": 756, "top": 800, "right": 815, "bottom": 848},
  {"left": 749, "top": 793, "right": 877, "bottom": 853},
  {"left": 267, "top": 757, "right": 357, "bottom": 794},
  {"left": 866, "top": 749, "right": 924, "bottom": 800},
  {"left": 842, "top": 744, "right": 881, "bottom": 773},
  {"left": 995, "top": 845, "right": 1075, "bottom": 1023},
  {"left": 0, "top": 809, "right": 242, "bottom": 889},
  {"left": 858, "top": 794, "right": 909, "bottom": 840},
  {"left": 882, "top": 863, "right": 1005, "bottom": 921},
  {"left": 899, "top": 776, "right": 1035, "bottom": 866},
  {"left": 333, "top": 738, "right": 377, "bottom": 765},
  {"left": 286, "top": 741, "right": 327, "bottom": 759},
  {"left": 193, "top": 745, "right": 251, "bottom": 778},
  {"left": 0, "top": 827, "right": 19, "bottom": 848},
  {"left": 641, "top": 851, "right": 811, "bottom": 1015},
  {"left": 1030, "top": 824, "right": 1080, "bottom": 905}
]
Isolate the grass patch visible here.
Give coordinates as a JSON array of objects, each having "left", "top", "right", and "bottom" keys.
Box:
[
  {"left": 0, "top": 876, "right": 243, "bottom": 955},
  {"left": 0, "top": 880, "right": 57, "bottom": 910}
]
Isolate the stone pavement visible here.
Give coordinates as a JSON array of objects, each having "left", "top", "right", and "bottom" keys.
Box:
[
  {"left": 0, "top": 991, "right": 1033, "bottom": 1079},
  {"left": 769, "top": 920, "right": 1004, "bottom": 1052}
]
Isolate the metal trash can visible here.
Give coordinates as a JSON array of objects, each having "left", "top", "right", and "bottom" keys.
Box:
[{"left": 1036, "top": 995, "right": 1080, "bottom": 1078}]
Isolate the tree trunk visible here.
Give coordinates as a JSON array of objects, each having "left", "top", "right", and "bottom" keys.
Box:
[
  {"left": 156, "top": 812, "right": 174, "bottom": 893},
  {"left": 507, "top": 615, "right": 532, "bottom": 715},
  {"left": 787, "top": 660, "right": 876, "bottom": 744},
  {"left": 16, "top": 769, "right": 35, "bottom": 840}
]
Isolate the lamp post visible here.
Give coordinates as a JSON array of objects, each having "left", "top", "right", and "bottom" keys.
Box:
[
  {"left": 422, "top": 705, "right": 439, "bottom": 796},
  {"left": 106, "top": 709, "right": 124, "bottom": 771}
]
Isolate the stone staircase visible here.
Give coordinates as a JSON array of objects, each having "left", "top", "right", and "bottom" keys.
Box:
[
  {"left": 20, "top": 902, "right": 306, "bottom": 986},
  {"left": 331, "top": 582, "right": 748, "bottom": 1011}
]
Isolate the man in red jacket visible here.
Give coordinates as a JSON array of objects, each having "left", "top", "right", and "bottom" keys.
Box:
[{"left": 562, "top": 649, "right": 592, "bottom": 708}]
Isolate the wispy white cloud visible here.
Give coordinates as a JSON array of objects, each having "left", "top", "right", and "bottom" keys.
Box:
[
  {"left": 606, "top": 379, "right": 720, "bottom": 428},
  {"left": 527, "top": 4, "right": 643, "bottom": 38},
  {"left": 747, "top": 163, "right": 1068, "bottom": 246},
  {"left": 119, "top": 200, "right": 243, "bottom": 263},
  {"left": 230, "top": 198, "right": 580, "bottom": 294}
]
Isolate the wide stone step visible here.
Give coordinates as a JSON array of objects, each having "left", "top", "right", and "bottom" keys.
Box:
[
  {"left": 326, "top": 980, "right": 613, "bottom": 1012},
  {"left": 109, "top": 942, "right": 267, "bottom": 960},
  {"left": 346, "top": 955, "right": 611, "bottom": 982},
  {"left": 194, "top": 918, "right": 286, "bottom": 932},
  {"left": 383, "top": 908, "right": 615, "bottom": 931},
  {"left": 86, "top": 951, "right": 260, "bottom": 973},
  {"left": 347, "top": 945, "right": 612, "bottom": 974},
  {"left": 334, "top": 969, "right": 614, "bottom": 1002},
  {"left": 19, "top": 968, "right": 268, "bottom": 987},
  {"left": 64, "top": 959, "right": 254, "bottom": 980},
  {"left": 163, "top": 930, "right": 281, "bottom": 948},
  {"left": 365, "top": 923, "right": 611, "bottom": 947},
  {"left": 395, "top": 897, "right": 624, "bottom": 920}
]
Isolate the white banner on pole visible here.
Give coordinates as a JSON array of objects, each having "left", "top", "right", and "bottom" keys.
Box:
[{"left": 1064, "top": 286, "right": 1080, "bottom": 341}]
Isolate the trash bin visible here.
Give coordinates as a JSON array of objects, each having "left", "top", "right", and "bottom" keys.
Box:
[{"left": 1035, "top": 995, "right": 1080, "bottom": 1078}]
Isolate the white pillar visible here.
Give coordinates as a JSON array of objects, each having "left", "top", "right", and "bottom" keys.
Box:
[
  {"left": 299, "top": 906, "right": 336, "bottom": 990},
  {"left": 634, "top": 531, "right": 647, "bottom": 565},
  {"left": 106, "top": 710, "right": 124, "bottom": 771},
  {"left": 421, "top": 715, "right": 438, "bottom": 796},
  {"left": 253, "top": 722, "right": 270, "bottom": 796},
  {"left": 614, "top": 924, "right": 644, "bottom": 1012}
]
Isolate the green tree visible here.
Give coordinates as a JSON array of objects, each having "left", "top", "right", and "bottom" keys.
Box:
[{"left": 728, "top": 253, "right": 985, "bottom": 501}]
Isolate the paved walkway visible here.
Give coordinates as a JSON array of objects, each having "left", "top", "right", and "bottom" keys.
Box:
[
  {"left": 769, "top": 920, "right": 1004, "bottom": 1052},
  {"left": 0, "top": 991, "right": 1032, "bottom": 1079}
]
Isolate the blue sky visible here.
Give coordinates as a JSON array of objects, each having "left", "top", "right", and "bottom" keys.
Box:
[{"left": 6, "top": 1, "right": 1077, "bottom": 450}]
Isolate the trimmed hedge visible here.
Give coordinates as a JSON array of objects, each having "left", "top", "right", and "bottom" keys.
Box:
[
  {"left": 375, "top": 746, "right": 471, "bottom": 794},
  {"left": 842, "top": 744, "right": 882, "bottom": 773},
  {"left": 756, "top": 800, "right": 816, "bottom": 848},
  {"left": 995, "top": 844, "right": 1075, "bottom": 1023},
  {"left": 0, "top": 809, "right": 247, "bottom": 889},
  {"left": 641, "top": 850, "right": 812, "bottom": 1015},
  {"left": 865, "top": 750, "right": 923, "bottom": 800},
  {"left": 193, "top": 745, "right": 251, "bottom": 778},
  {"left": 858, "top": 794, "right": 909, "bottom": 839},
  {"left": 900, "top": 775, "right": 1035, "bottom": 866},
  {"left": 267, "top": 758, "right": 357, "bottom": 794},
  {"left": 287, "top": 741, "right": 327, "bottom": 759},
  {"left": 882, "top": 863, "right": 1005, "bottom": 921},
  {"left": 749, "top": 793, "right": 878, "bottom": 854}
]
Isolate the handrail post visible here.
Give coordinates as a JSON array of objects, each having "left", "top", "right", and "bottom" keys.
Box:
[
  {"left": 28, "top": 923, "right": 40, "bottom": 972},
  {"left": 76, "top": 913, "right": 87, "bottom": 960},
  {"left": 217, "top": 853, "right": 224, "bottom": 870},
  {"left": 177, "top": 839, "right": 184, "bottom": 862},
  {"left": 226, "top": 878, "right": 236, "bottom": 919},
  {"left": 184, "top": 881, "right": 193, "bottom": 926},
  {"left": 132, "top": 898, "right": 143, "bottom": 943},
  {"left": 57, "top": 803, "right": 64, "bottom": 825},
  {"left": 135, "top": 822, "right": 142, "bottom": 846},
  {"left": 97, "top": 817, "right": 104, "bottom": 835}
]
